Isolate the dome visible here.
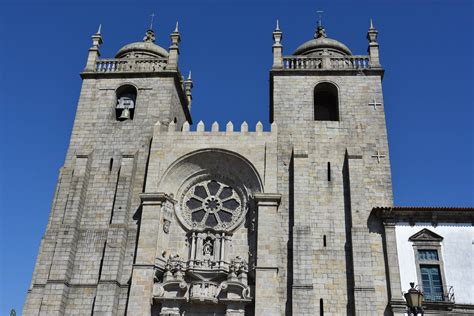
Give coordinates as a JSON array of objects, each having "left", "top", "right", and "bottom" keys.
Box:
[
  {"left": 115, "top": 29, "right": 169, "bottom": 59},
  {"left": 293, "top": 26, "right": 352, "bottom": 56}
]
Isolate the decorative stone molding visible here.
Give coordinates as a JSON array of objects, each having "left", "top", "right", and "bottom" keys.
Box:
[
  {"left": 254, "top": 193, "right": 281, "bottom": 207},
  {"left": 139, "top": 192, "right": 168, "bottom": 205},
  {"left": 180, "top": 180, "right": 244, "bottom": 232},
  {"left": 153, "top": 252, "right": 252, "bottom": 313}
]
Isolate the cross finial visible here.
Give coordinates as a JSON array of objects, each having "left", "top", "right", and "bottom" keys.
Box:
[
  {"left": 149, "top": 13, "right": 156, "bottom": 30},
  {"left": 317, "top": 10, "right": 324, "bottom": 27}
]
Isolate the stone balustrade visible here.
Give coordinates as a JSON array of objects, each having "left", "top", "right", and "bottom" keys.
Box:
[
  {"left": 94, "top": 58, "right": 168, "bottom": 73},
  {"left": 282, "top": 55, "right": 371, "bottom": 70}
]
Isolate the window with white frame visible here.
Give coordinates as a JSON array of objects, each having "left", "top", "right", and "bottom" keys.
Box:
[{"left": 409, "top": 229, "right": 447, "bottom": 302}]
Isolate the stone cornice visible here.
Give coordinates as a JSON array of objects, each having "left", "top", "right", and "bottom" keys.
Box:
[
  {"left": 270, "top": 68, "right": 385, "bottom": 77},
  {"left": 140, "top": 192, "right": 172, "bottom": 206},
  {"left": 373, "top": 206, "right": 474, "bottom": 224},
  {"left": 254, "top": 193, "right": 282, "bottom": 206}
]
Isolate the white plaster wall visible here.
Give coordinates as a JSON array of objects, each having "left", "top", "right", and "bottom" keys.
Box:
[{"left": 395, "top": 223, "right": 474, "bottom": 304}]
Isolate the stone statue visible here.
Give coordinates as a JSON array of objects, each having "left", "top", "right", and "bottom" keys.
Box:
[
  {"left": 143, "top": 29, "right": 156, "bottom": 43},
  {"left": 163, "top": 219, "right": 170, "bottom": 234},
  {"left": 203, "top": 239, "right": 213, "bottom": 256}
]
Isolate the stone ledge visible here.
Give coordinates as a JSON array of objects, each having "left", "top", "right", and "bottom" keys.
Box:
[
  {"left": 254, "top": 193, "right": 281, "bottom": 207},
  {"left": 140, "top": 192, "right": 169, "bottom": 205}
]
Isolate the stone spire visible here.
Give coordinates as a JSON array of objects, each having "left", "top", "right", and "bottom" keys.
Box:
[
  {"left": 85, "top": 24, "right": 103, "bottom": 71},
  {"left": 367, "top": 18, "right": 381, "bottom": 67},
  {"left": 272, "top": 20, "right": 283, "bottom": 69},
  {"left": 184, "top": 71, "right": 193, "bottom": 110},
  {"left": 168, "top": 21, "right": 181, "bottom": 70},
  {"left": 367, "top": 18, "right": 378, "bottom": 43},
  {"left": 91, "top": 24, "right": 103, "bottom": 48}
]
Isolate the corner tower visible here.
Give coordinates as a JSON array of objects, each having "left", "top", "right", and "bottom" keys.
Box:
[
  {"left": 271, "top": 20, "right": 393, "bottom": 315},
  {"left": 23, "top": 23, "right": 192, "bottom": 315}
]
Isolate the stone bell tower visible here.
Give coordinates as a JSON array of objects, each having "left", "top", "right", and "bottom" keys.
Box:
[
  {"left": 270, "top": 19, "right": 393, "bottom": 315},
  {"left": 23, "top": 22, "right": 192, "bottom": 315}
]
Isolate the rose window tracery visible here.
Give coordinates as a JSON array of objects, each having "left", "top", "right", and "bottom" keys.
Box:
[{"left": 182, "top": 180, "right": 242, "bottom": 230}]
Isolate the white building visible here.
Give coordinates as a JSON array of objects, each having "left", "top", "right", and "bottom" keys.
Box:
[{"left": 374, "top": 207, "right": 474, "bottom": 315}]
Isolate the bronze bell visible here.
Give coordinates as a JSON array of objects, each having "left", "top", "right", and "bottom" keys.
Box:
[{"left": 119, "top": 108, "right": 131, "bottom": 120}]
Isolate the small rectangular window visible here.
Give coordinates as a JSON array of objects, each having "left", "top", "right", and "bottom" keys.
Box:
[{"left": 418, "top": 249, "right": 439, "bottom": 261}]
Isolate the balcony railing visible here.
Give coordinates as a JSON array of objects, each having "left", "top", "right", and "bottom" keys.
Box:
[
  {"left": 94, "top": 58, "right": 168, "bottom": 73},
  {"left": 282, "top": 55, "right": 371, "bottom": 70},
  {"left": 423, "top": 286, "right": 455, "bottom": 303}
]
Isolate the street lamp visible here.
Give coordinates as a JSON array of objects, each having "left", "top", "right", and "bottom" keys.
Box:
[{"left": 404, "top": 282, "right": 424, "bottom": 316}]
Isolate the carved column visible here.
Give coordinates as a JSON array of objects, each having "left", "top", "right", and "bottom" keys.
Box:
[
  {"left": 189, "top": 232, "right": 196, "bottom": 267},
  {"left": 127, "top": 193, "right": 168, "bottom": 316},
  {"left": 254, "top": 193, "right": 282, "bottom": 316}
]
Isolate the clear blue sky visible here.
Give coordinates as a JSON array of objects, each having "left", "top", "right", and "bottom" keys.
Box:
[{"left": 1, "top": 0, "right": 473, "bottom": 313}]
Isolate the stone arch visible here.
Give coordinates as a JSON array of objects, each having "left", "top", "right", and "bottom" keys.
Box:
[
  {"left": 314, "top": 81, "right": 339, "bottom": 121},
  {"left": 158, "top": 148, "right": 263, "bottom": 195},
  {"left": 115, "top": 83, "right": 138, "bottom": 120},
  {"left": 157, "top": 149, "right": 263, "bottom": 232}
]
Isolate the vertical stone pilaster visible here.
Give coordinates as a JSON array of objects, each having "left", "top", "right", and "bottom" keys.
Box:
[
  {"left": 38, "top": 282, "right": 70, "bottom": 316},
  {"left": 128, "top": 267, "right": 156, "bottom": 316},
  {"left": 94, "top": 154, "right": 136, "bottom": 314},
  {"left": 383, "top": 218, "right": 407, "bottom": 315},
  {"left": 254, "top": 193, "right": 282, "bottom": 316},
  {"left": 291, "top": 150, "right": 314, "bottom": 315},
  {"left": 345, "top": 151, "right": 377, "bottom": 315},
  {"left": 127, "top": 193, "right": 167, "bottom": 315}
]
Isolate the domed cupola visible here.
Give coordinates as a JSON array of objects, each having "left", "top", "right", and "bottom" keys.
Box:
[
  {"left": 115, "top": 29, "right": 169, "bottom": 59},
  {"left": 293, "top": 24, "right": 352, "bottom": 57}
]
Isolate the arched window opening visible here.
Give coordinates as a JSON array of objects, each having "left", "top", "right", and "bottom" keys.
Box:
[
  {"left": 314, "top": 83, "right": 339, "bottom": 121},
  {"left": 115, "top": 85, "right": 137, "bottom": 121}
]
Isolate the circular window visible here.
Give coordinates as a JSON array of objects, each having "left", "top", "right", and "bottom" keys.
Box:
[{"left": 181, "top": 180, "right": 243, "bottom": 231}]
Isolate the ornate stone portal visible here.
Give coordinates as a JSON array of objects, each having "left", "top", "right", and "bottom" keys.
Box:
[{"left": 153, "top": 180, "right": 252, "bottom": 315}]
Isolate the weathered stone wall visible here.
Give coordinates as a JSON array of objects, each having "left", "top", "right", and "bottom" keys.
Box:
[
  {"left": 23, "top": 73, "right": 189, "bottom": 315},
  {"left": 125, "top": 125, "right": 278, "bottom": 315},
  {"left": 271, "top": 71, "right": 393, "bottom": 315}
]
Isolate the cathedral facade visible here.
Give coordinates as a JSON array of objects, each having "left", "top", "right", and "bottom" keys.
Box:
[{"left": 23, "top": 17, "right": 474, "bottom": 316}]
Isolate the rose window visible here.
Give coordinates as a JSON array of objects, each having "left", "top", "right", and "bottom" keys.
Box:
[{"left": 183, "top": 180, "right": 242, "bottom": 230}]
